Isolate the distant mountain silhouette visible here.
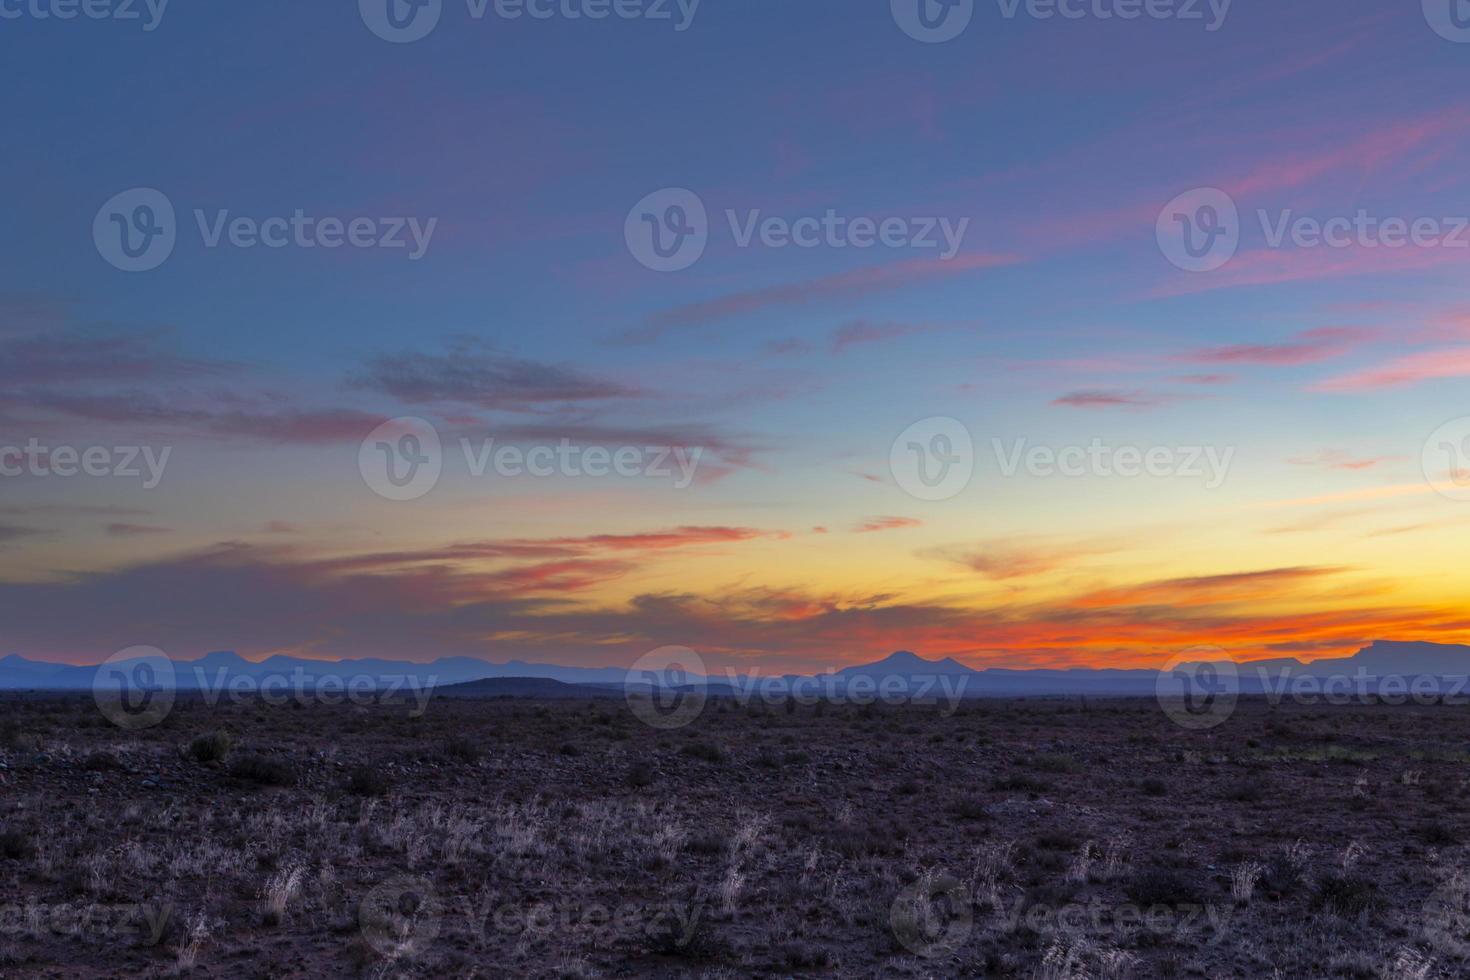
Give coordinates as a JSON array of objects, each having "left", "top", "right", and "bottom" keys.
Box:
[{"left": 4, "top": 641, "right": 1470, "bottom": 696}]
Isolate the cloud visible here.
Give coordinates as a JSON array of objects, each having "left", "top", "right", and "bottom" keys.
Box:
[
  {"left": 852, "top": 516, "right": 922, "bottom": 534},
  {"left": 1051, "top": 390, "right": 1163, "bottom": 409},
  {"left": 105, "top": 523, "right": 173, "bottom": 537},
  {"left": 0, "top": 523, "right": 44, "bottom": 543},
  {"left": 5, "top": 543, "right": 1463, "bottom": 672},
  {"left": 0, "top": 325, "right": 235, "bottom": 386},
  {"left": 627, "top": 253, "right": 1020, "bottom": 340},
  {"left": 1287, "top": 450, "right": 1398, "bottom": 471},
  {"left": 831, "top": 320, "right": 936, "bottom": 354},
  {"left": 938, "top": 538, "right": 1118, "bottom": 580},
  {"left": 1182, "top": 327, "right": 1376, "bottom": 366},
  {"left": 355, "top": 340, "right": 638, "bottom": 410},
  {"left": 1313, "top": 347, "right": 1470, "bottom": 391}
]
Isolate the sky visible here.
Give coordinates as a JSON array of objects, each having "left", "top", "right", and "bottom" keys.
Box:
[{"left": 3, "top": 0, "right": 1470, "bottom": 672}]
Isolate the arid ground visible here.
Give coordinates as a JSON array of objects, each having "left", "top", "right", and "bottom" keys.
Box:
[{"left": 3, "top": 693, "right": 1470, "bottom": 978}]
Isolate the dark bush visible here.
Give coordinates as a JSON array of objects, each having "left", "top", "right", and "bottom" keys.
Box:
[
  {"left": 186, "top": 730, "right": 233, "bottom": 764},
  {"left": 230, "top": 755, "right": 295, "bottom": 787}
]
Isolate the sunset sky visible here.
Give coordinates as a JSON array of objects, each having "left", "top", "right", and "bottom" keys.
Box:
[{"left": 3, "top": 0, "right": 1470, "bottom": 671}]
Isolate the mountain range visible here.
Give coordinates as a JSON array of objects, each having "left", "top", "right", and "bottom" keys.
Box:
[{"left": 4, "top": 640, "right": 1470, "bottom": 697}]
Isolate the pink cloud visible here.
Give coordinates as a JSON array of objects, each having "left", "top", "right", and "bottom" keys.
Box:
[
  {"left": 1314, "top": 347, "right": 1470, "bottom": 391},
  {"left": 1183, "top": 327, "right": 1377, "bottom": 366},
  {"left": 628, "top": 253, "right": 1021, "bottom": 339},
  {"left": 852, "top": 516, "right": 923, "bottom": 534}
]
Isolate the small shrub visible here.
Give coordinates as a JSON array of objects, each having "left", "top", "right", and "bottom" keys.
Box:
[
  {"left": 991, "top": 773, "right": 1051, "bottom": 794},
  {"left": 441, "top": 737, "right": 480, "bottom": 764},
  {"left": 1222, "top": 780, "right": 1264, "bottom": 803},
  {"left": 186, "top": 730, "right": 233, "bottom": 764},
  {"left": 1140, "top": 778, "right": 1168, "bottom": 797},
  {"left": 679, "top": 742, "right": 725, "bottom": 764},
  {"left": 230, "top": 755, "right": 295, "bottom": 787},
  {"left": 627, "top": 760, "right": 656, "bottom": 788},
  {"left": 1126, "top": 868, "right": 1204, "bottom": 907},
  {"left": 1312, "top": 874, "right": 1379, "bottom": 918},
  {"left": 347, "top": 765, "right": 391, "bottom": 796},
  {"left": 0, "top": 830, "right": 34, "bottom": 860}
]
